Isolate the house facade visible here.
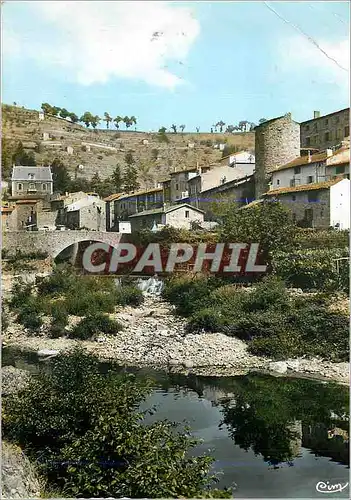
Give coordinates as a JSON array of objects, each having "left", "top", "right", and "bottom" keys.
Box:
[
  {"left": 270, "top": 147, "right": 350, "bottom": 190},
  {"left": 128, "top": 204, "right": 205, "bottom": 232},
  {"left": 65, "top": 196, "right": 106, "bottom": 231},
  {"left": 264, "top": 178, "right": 350, "bottom": 229},
  {"left": 115, "top": 187, "right": 163, "bottom": 220},
  {"left": 11, "top": 166, "right": 53, "bottom": 199},
  {"left": 300, "top": 108, "right": 350, "bottom": 151}
]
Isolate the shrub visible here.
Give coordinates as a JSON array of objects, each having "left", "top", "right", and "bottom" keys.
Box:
[
  {"left": 241, "top": 276, "right": 290, "bottom": 313},
  {"left": 17, "top": 308, "right": 43, "bottom": 332},
  {"left": 69, "top": 313, "right": 123, "bottom": 340},
  {"left": 37, "top": 266, "right": 75, "bottom": 296},
  {"left": 9, "top": 279, "right": 33, "bottom": 310},
  {"left": 3, "top": 348, "right": 230, "bottom": 498},
  {"left": 186, "top": 307, "right": 226, "bottom": 333},
  {"left": 223, "top": 310, "right": 287, "bottom": 341},
  {"left": 49, "top": 304, "right": 69, "bottom": 339},
  {"left": 66, "top": 290, "right": 116, "bottom": 316},
  {"left": 248, "top": 331, "right": 303, "bottom": 360},
  {"left": 115, "top": 285, "right": 144, "bottom": 307}
]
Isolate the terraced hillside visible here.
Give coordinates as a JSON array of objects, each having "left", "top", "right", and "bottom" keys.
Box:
[{"left": 2, "top": 104, "right": 255, "bottom": 188}]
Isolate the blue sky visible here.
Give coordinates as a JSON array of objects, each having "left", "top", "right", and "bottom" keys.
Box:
[{"left": 2, "top": 1, "right": 350, "bottom": 132}]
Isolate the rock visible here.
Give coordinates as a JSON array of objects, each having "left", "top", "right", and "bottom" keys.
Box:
[
  {"left": 269, "top": 361, "right": 287, "bottom": 374},
  {"left": 2, "top": 366, "right": 31, "bottom": 395},
  {"left": 286, "top": 359, "right": 300, "bottom": 371},
  {"left": 269, "top": 361, "right": 288, "bottom": 373},
  {"left": 37, "top": 349, "right": 59, "bottom": 358},
  {"left": 96, "top": 336, "right": 107, "bottom": 343},
  {"left": 183, "top": 360, "right": 193, "bottom": 369}
]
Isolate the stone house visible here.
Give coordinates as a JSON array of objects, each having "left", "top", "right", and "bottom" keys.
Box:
[
  {"left": 103, "top": 193, "right": 123, "bottom": 231},
  {"left": 263, "top": 177, "right": 350, "bottom": 229},
  {"left": 65, "top": 196, "right": 106, "bottom": 231},
  {"left": 11, "top": 166, "right": 53, "bottom": 200},
  {"left": 187, "top": 162, "right": 255, "bottom": 207},
  {"left": 115, "top": 187, "right": 163, "bottom": 220},
  {"left": 128, "top": 203, "right": 205, "bottom": 232},
  {"left": 187, "top": 174, "right": 255, "bottom": 220},
  {"left": 164, "top": 166, "right": 212, "bottom": 204},
  {"left": 300, "top": 108, "right": 350, "bottom": 151}
]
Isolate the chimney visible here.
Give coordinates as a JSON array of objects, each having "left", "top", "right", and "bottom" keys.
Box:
[
  {"left": 326, "top": 148, "right": 333, "bottom": 157},
  {"left": 313, "top": 111, "right": 320, "bottom": 119}
]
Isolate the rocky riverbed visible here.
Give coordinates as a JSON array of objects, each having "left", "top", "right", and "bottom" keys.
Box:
[{"left": 3, "top": 292, "right": 350, "bottom": 385}]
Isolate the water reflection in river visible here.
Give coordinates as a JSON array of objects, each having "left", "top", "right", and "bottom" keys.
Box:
[{"left": 2, "top": 349, "right": 349, "bottom": 498}]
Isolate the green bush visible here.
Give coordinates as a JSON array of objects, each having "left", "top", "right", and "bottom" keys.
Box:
[
  {"left": 186, "top": 307, "right": 226, "bottom": 333},
  {"left": 17, "top": 309, "right": 43, "bottom": 332},
  {"left": 295, "top": 228, "right": 349, "bottom": 249},
  {"left": 115, "top": 285, "right": 144, "bottom": 307},
  {"left": 49, "top": 305, "right": 69, "bottom": 339},
  {"left": 9, "top": 279, "right": 33, "bottom": 310},
  {"left": 66, "top": 290, "right": 116, "bottom": 316},
  {"left": 37, "top": 266, "right": 75, "bottom": 296},
  {"left": 248, "top": 331, "right": 303, "bottom": 360},
  {"left": 272, "top": 249, "right": 349, "bottom": 292},
  {"left": 69, "top": 313, "right": 123, "bottom": 340},
  {"left": 3, "top": 347, "right": 231, "bottom": 498}
]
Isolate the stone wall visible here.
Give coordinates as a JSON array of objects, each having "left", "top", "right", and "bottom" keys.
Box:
[
  {"left": 300, "top": 108, "right": 350, "bottom": 150},
  {"left": 255, "top": 114, "right": 300, "bottom": 198},
  {"left": 2, "top": 231, "right": 123, "bottom": 258}
]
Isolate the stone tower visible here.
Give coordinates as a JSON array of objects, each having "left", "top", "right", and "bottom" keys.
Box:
[{"left": 255, "top": 113, "right": 300, "bottom": 198}]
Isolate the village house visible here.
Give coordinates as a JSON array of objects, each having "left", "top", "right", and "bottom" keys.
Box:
[
  {"left": 128, "top": 203, "right": 205, "bottom": 232},
  {"left": 114, "top": 187, "right": 163, "bottom": 220},
  {"left": 10, "top": 166, "right": 53, "bottom": 200},
  {"left": 270, "top": 145, "right": 350, "bottom": 190},
  {"left": 187, "top": 174, "right": 255, "bottom": 219},
  {"left": 263, "top": 177, "right": 350, "bottom": 229},
  {"left": 163, "top": 166, "right": 212, "bottom": 204},
  {"left": 103, "top": 193, "right": 124, "bottom": 231},
  {"left": 300, "top": 108, "right": 350, "bottom": 151},
  {"left": 65, "top": 196, "right": 106, "bottom": 231}
]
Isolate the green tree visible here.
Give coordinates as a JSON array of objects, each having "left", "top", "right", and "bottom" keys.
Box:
[
  {"left": 80, "top": 112, "right": 94, "bottom": 128},
  {"left": 113, "top": 116, "right": 123, "bottom": 129},
  {"left": 218, "top": 200, "right": 296, "bottom": 263},
  {"left": 124, "top": 150, "right": 135, "bottom": 166},
  {"left": 171, "top": 124, "right": 177, "bottom": 133},
  {"left": 59, "top": 108, "right": 69, "bottom": 119},
  {"left": 51, "top": 158, "right": 72, "bottom": 193},
  {"left": 112, "top": 164, "right": 123, "bottom": 192},
  {"left": 103, "top": 112, "right": 112, "bottom": 129},
  {"left": 51, "top": 107, "right": 61, "bottom": 116},
  {"left": 41, "top": 103, "right": 53, "bottom": 114},
  {"left": 91, "top": 115, "right": 100, "bottom": 130},
  {"left": 12, "top": 142, "right": 36, "bottom": 166},
  {"left": 123, "top": 164, "right": 140, "bottom": 193},
  {"left": 225, "top": 125, "right": 235, "bottom": 133},
  {"left": 158, "top": 126, "right": 167, "bottom": 133},
  {"left": 3, "top": 348, "right": 231, "bottom": 498},
  {"left": 179, "top": 124, "right": 186, "bottom": 133},
  {"left": 216, "top": 121, "right": 225, "bottom": 133},
  {"left": 69, "top": 113, "right": 79, "bottom": 123},
  {"left": 1, "top": 137, "right": 13, "bottom": 180},
  {"left": 130, "top": 115, "right": 137, "bottom": 128}
]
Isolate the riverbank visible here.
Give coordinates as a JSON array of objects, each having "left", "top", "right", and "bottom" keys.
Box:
[{"left": 3, "top": 293, "right": 349, "bottom": 385}]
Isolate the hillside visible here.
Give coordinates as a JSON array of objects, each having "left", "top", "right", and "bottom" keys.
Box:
[{"left": 1, "top": 104, "right": 255, "bottom": 189}]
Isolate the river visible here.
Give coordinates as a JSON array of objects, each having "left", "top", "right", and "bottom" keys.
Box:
[{"left": 2, "top": 347, "right": 349, "bottom": 499}]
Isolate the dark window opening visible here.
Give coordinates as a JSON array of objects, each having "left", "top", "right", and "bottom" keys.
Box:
[
  {"left": 324, "top": 132, "right": 330, "bottom": 141},
  {"left": 308, "top": 191, "right": 318, "bottom": 203},
  {"left": 345, "top": 126, "right": 350, "bottom": 137},
  {"left": 185, "top": 210, "right": 189, "bottom": 218},
  {"left": 292, "top": 195, "right": 296, "bottom": 201},
  {"left": 307, "top": 176, "right": 314, "bottom": 184},
  {"left": 335, "top": 165, "right": 346, "bottom": 175},
  {"left": 294, "top": 166, "right": 301, "bottom": 174}
]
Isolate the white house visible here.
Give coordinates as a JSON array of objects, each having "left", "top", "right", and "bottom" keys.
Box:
[
  {"left": 129, "top": 203, "right": 205, "bottom": 232},
  {"left": 270, "top": 147, "right": 350, "bottom": 190}
]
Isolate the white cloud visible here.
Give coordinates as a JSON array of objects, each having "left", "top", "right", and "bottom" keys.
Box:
[
  {"left": 277, "top": 35, "right": 350, "bottom": 97},
  {"left": 4, "top": 1, "right": 200, "bottom": 89}
]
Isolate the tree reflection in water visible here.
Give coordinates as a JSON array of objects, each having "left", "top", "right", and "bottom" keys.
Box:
[{"left": 218, "top": 375, "right": 349, "bottom": 468}]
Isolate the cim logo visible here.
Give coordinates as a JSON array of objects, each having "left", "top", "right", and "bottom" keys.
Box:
[{"left": 80, "top": 242, "right": 267, "bottom": 276}]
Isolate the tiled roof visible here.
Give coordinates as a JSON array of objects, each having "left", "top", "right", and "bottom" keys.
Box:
[
  {"left": 103, "top": 193, "right": 123, "bottom": 202},
  {"left": 273, "top": 148, "right": 350, "bottom": 172},
  {"left": 118, "top": 187, "right": 163, "bottom": 200},
  {"left": 129, "top": 203, "right": 205, "bottom": 218},
  {"left": 264, "top": 177, "right": 345, "bottom": 196},
  {"left": 12, "top": 166, "right": 53, "bottom": 181},
  {"left": 1, "top": 207, "right": 15, "bottom": 212},
  {"left": 300, "top": 107, "right": 349, "bottom": 125},
  {"left": 15, "top": 199, "right": 40, "bottom": 204}
]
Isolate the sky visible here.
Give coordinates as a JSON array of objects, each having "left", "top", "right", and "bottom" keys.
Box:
[{"left": 2, "top": 1, "right": 350, "bottom": 132}]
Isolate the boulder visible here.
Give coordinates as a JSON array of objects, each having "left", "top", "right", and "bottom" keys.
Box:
[
  {"left": 37, "top": 349, "right": 59, "bottom": 358},
  {"left": 268, "top": 361, "right": 287, "bottom": 374}
]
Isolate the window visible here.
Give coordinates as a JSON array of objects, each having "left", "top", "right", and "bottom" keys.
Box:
[
  {"left": 290, "top": 179, "right": 295, "bottom": 187},
  {"left": 185, "top": 210, "right": 189, "bottom": 218},
  {"left": 17, "top": 183, "right": 23, "bottom": 191},
  {"left": 176, "top": 183, "right": 179, "bottom": 190},
  {"left": 325, "top": 119, "right": 329, "bottom": 126},
  {"left": 28, "top": 183, "right": 36, "bottom": 190},
  {"left": 324, "top": 132, "right": 330, "bottom": 141},
  {"left": 28, "top": 173, "right": 35, "bottom": 180},
  {"left": 335, "top": 165, "right": 346, "bottom": 175},
  {"left": 294, "top": 166, "right": 301, "bottom": 174},
  {"left": 308, "top": 191, "right": 318, "bottom": 202},
  {"left": 276, "top": 179, "right": 280, "bottom": 186},
  {"left": 307, "top": 176, "right": 314, "bottom": 184},
  {"left": 42, "top": 183, "right": 47, "bottom": 191},
  {"left": 305, "top": 125, "right": 310, "bottom": 131},
  {"left": 305, "top": 208, "right": 313, "bottom": 222},
  {"left": 345, "top": 126, "right": 350, "bottom": 137},
  {"left": 306, "top": 137, "right": 311, "bottom": 146},
  {"left": 292, "top": 195, "right": 296, "bottom": 201}
]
